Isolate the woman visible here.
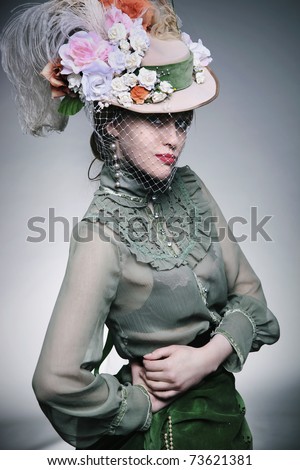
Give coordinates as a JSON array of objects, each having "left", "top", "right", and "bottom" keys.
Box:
[{"left": 1, "top": 0, "right": 279, "bottom": 450}]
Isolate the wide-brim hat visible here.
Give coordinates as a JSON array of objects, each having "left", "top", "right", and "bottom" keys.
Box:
[{"left": 111, "top": 35, "right": 219, "bottom": 114}]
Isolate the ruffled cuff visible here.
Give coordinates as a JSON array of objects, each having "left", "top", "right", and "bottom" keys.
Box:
[
  {"left": 103, "top": 375, "right": 152, "bottom": 435},
  {"left": 213, "top": 294, "right": 280, "bottom": 373}
]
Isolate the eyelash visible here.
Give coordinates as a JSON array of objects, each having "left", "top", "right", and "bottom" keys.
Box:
[
  {"left": 145, "top": 112, "right": 193, "bottom": 130},
  {"left": 146, "top": 117, "right": 164, "bottom": 125}
]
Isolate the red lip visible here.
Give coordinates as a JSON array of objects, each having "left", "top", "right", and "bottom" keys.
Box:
[{"left": 155, "top": 154, "right": 176, "bottom": 165}]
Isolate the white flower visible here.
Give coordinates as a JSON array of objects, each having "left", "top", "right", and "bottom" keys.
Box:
[
  {"left": 193, "top": 56, "right": 205, "bottom": 72},
  {"left": 181, "top": 32, "right": 192, "bottom": 47},
  {"left": 117, "top": 91, "right": 133, "bottom": 108},
  {"left": 129, "top": 28, "right": 150, "bottom": 55},
  {"left": 190, "top": 39, "right": 212, "bottom": 67},
  {"left": 108, "top": 23, "right": 127, "bottom": 44},
  {"left": 111, "top": 76, "right": 129, "bottom": 94},
  {"left": 138, "top": 68, "right": 157, "bottom": 90},
  {"left": 119, "top": 39, "right": 131, "bottom": 52},
  {"left": 78, "top": 87, "right": 85, "bottom": 100},
  {"left": 122, "top": 73, "right": 138, "bottom": 88},
  {"left": 125, "top": 51, "right": 142, "bottom": 72},
  {"left": 108, "top": 49, "right": 126, "bottom": 74},
  {"left": 159, "top": 81, "right": 174, "bottom": 94},
  {"left": 195, "top": 71, "right": 206, "bottom": 84},
  {"left": 151, "top": 91, "right": 167, "bottom": 103},
  {"left": 81, "top": 72, "right": 113, "bottom": 101},
  {"left": 67, "top": 73, "right": 82, "bottom": 90}
]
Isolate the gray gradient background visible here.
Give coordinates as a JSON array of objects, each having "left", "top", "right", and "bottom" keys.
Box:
[{"left": 0, "top": 0, "right": 299, "bottom": 450}]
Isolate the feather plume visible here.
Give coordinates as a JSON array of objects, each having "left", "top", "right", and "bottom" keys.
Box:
[
  {"left": 0, "top": 1, "right": 108, "bottom": 135},
  {"left": 0, "top": 0, "right": 180, "bottom": 135}
]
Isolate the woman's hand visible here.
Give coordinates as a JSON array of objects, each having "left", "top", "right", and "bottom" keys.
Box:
[
  {"left": 131, "top": 361, "right": 175, "bottom": 412},
  {"left": 140, "top": 334, "right": 233, "bottom": 400}
]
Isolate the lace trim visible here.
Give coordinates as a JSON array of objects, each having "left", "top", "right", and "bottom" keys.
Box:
[
  {"left": 108, "top": 385, "right": 128, "bottom": 435},
  {"left": 82, "top": 166, "right": 213, "bottom": 271},
  {"left": 135, "top": 385, "right": 152, "bottom": 431}
]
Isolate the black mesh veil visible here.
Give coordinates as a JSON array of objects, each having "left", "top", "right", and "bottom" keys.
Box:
[{"left": 87, "top": 102, "right": 193, "bottom": 193}]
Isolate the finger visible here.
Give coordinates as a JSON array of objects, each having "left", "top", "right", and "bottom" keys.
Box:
[
  {"left": 152, "top": 389, "right": 179, "bottom": 400},
  {"left": 144, "top": 379, "right": 176, "bottom": 392},
  {"left": 144, "top": 370, "right": 167, "bottom": 382},
  {"left": 143, "top": 345, "right": 176, "bottom": 361},
  {"left": 143, "top": 358, "right": 168, "bottom": 372}
]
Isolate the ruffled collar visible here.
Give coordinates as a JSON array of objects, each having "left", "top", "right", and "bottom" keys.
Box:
[{"left": 83, "top": 165, "right": 214, "bottom": 270}]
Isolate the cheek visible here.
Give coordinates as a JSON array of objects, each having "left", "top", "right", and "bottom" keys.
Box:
[
  {"left": 178, "top": 133, "right": 187, "bottom": 149},
  {"left": 131, "top": 129, "right": 153, "bottom": 153}
]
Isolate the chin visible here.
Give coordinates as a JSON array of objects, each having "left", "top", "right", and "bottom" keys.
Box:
[{"left": 144, "top": 166, "right": 173, "bottom": 180}]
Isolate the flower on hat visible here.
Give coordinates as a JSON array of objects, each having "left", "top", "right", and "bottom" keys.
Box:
[
  {"left": 40, "top": 61, "right": 72, "bottom": 98},
  {"left": 59, "top": 31, "right": 113, "bottom": 74},
  {"left": 159, "top": 81, "right": 174, "bottom": 95},
  {"left": 117, "top": 91, "right": 133, "bottom": 107},
  {"left": 82, "top": 70, "right": 113, "bottom": 101},
  {"left": 100, "top": 0, "right": 155, "bottom": 30},
  {"left": 122, "top": 72, "right": 138, "bottom": 88},
  {"left": 43, "top": 5, "right": 171, "bottom": 113},
  {"left": 40, "top": 4, "right": 212, "bottom": 115},
  {"left": 67, "top": 73, "right": 82, "bottom": 91},
  {"left": 137, "top": 67, "right": 157, "bottom": 90},
  {"left": 104, "top": 5, "right": 133, "bottom": 32},
  {"left": 111, "top": 76, "right": 130, "bottom": 94},
  {"left": 124, "top": 51, "right": 143, "bottom": 72},
  {"left": 130, "top": 85, "right": 150, "bottom": 104},
  {"left": 108, "top": 22, "right": 127, "bottom": 44},
  {"left": 181, "top": 32, "right": 212, "bottom": 82},
  {"left": 129, "top": 25, "right": 150, "bottom": 54},
  {"left": 152, "top": 91, "right": 167, "bottom": 103},
  {"left": 108, "top": 48, "right": 127, "bottom": 73}
]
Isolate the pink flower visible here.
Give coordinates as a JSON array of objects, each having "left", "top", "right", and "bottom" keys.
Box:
[
  {"left": 104, "top": 6, "right": 133, "bottom": 32},
  {"left": 59, "top": 31, "right": 112, "bottom": 74}
]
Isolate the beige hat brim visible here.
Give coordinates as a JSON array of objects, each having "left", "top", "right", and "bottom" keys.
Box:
[{"left": 111, "top": 66, "right": 219, "bottom": 114}]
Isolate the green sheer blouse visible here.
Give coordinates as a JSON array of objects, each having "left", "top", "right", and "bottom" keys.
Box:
[{"left": 32, "top": 165, "right": 279, "bottom": 448}]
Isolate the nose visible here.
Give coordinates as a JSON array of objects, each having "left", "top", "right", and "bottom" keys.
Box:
[{"left": 163, "top": 122, "right": 180, "bottom": 151}]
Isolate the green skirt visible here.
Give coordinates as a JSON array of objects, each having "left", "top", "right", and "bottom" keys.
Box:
[{"left": 87, "top": 367, "right": 253, "bottom": 450}]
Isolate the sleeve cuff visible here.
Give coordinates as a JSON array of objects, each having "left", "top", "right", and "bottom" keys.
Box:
[
  {"left": 214, "top": 308, "right": 256, "bottom": 372},
  {"left": 106, "top": 378, "right": 152, "bottom": 435},
  {"left": 134, "top": 385, "right": 153, "bottom": 431}
]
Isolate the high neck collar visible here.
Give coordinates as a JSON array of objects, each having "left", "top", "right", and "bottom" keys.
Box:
[
  {"left": 100, "top": 164, "right": 150, "bottom": 199},
  {"left": 99, "top": 164, "right": 162, "bottom": 200}
]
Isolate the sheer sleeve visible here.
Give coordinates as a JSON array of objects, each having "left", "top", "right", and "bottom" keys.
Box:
[
  {"left": 32, "top": 221, "right": 152, "bottom": 448},
  {"left": 200, "top": 180, "right": 280, "bottom": 372}
]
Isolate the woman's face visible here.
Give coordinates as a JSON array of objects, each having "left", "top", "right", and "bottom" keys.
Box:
[{"left": 110, "top": 111, "right": 193, "bottom": 181}]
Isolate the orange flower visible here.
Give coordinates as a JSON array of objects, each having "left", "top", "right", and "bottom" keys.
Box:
[
  {"left": 100, "top": 0, "right": 155, "bottom": 30},
  {"left": 40, "top": 61, "right": 73, "bottom": 99},
  {"left": 130, "top": 85, "right": 150, "bottom": 104}
]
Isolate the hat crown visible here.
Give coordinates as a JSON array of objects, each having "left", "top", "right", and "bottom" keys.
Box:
[{"left": 142, "top": 36, "right": 190, "bottom": 66}]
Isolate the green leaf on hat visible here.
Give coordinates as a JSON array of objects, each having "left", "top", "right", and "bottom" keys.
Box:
[{"left": 58, "top": 95, "right": 84, "bottom": 116}]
